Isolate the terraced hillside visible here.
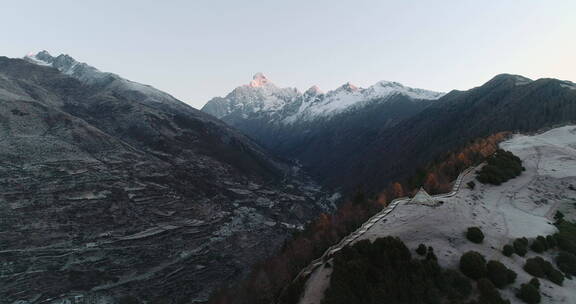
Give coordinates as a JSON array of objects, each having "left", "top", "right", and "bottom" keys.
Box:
[{"left": 0, "top": 54, "right": 332, "bottom": 304}]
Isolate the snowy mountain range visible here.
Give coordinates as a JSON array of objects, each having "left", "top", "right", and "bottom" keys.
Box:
[
  {"left": 201, "top": 73, "right": 445, "bottom": 189},
  {"left": 202, "top": 73, "right": 444, "bottom": 124}
]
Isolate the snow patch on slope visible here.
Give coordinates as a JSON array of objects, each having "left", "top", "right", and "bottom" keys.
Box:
[
  {"left": 24, "top": 50, "right": 182, "bottom": 105},
  {"left": 284, "top": 80, "right": 444, "bottom": 123}
]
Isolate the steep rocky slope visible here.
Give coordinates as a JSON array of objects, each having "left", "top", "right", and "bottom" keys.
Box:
[
  {"left": 299, "top": 125, "right": 576, "bottom": 304},
  {"left": 0, "top": 53, "right": 331, "bottom": 304}
]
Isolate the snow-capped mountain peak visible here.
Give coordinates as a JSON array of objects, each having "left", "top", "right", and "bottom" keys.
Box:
[
  {"left": 24, "top": 50, "right": 103, "bottom": 83},
  {"left": 24, "top": 50, "right": 55, "bottom": 66},
  {"left": 249, "top": 72, "right": 271, "bottom": 88},
  {"left": 203, "top": 74, "right": 445, "bottom": 123},
  {"left": 23, "top": 51, "right": 186, "bottom": 106},
  {"left": 305, "top": 85, "right": 323, "bottom": 95},
  {"left": 336, "top": 82, "right": 359, "bottom": 92}
]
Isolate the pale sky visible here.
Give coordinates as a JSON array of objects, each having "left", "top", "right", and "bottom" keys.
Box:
[{"left": 2, "top": 0, "right": 575, "bottom": 108}]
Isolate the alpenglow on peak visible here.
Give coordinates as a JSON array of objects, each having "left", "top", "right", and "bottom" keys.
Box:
[
  {"left": 202, "top": 73, "right": 445, "bottom": 122},
  {"left": 249, "top": 72, "right": 271, "bottom": 87}
]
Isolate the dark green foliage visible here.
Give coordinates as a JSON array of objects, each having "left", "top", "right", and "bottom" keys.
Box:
[
  {"left": 476, "top": 278, "right": 510, "bottom": 304},
  {"left": 466, "top": 227, "right": 485, "bottom": 244},
  {"left": 523, "top": 256, "right": 564, "bottom": 285},
  {"left": 513, "top": 238, "right": 529, "bottom": 256},
  {"left": 443, "top": 269, "right": 473, "bottom": 299},
  {"left": 322, "top": 236, "right": 474, "bottom": 304},
  {"left": 486, "top": 260, "right": 516, "bottom": 288},
  {"left": 476, "top": 149, "right": 523, "bottom": 185},
  {"left": 523, "top": 257, "right": 550, "bottom": 277},
  {"left": 556, "top": 251, "right": 576, "bottom": 275},
  {"left": 546, "top": 235, "right": 557, "bottom": 248},
  {"left": 467, "top": 181, "right": 476, "bottom": 189},
  {"left": 536, "top": 236, "right": 548, "bottom": 250},
  {"left": 529, "top": 278, "right": 540, "bottom": 289},
  {"left": 118, "top": 296, "right": 140, "bottom": 304},
  {"left": 507, "top": 269, "right": 517, "bottom": 284},
  {"left": 460, "top": 251, "right": 487, "bottom": 280},
  {"left": 517, "top": 283, "right": 541, "bottom": 304},
  {"left": 548, "top": 268, "right": 564, "bottom": 286},
  {"left": 416, "top": 243, "right": 427, "bottom": 256},
  {"left": 530, "top": 239, "right": 546, "bottom": 253},
  {"left": 554, "top": 211, "right": 565, "bottom": 221},
  {"left": 555, "top": 220, "right": 576, "bottom": 255},
  {"left": 502, "top": 244, "right": 514, "bottom": 257}
]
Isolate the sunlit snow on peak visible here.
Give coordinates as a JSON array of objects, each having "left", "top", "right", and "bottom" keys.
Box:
[{"left": 249, "top": 72, "right": 271, "bottom": 87}]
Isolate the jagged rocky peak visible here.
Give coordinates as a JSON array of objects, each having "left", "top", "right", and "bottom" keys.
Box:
[
  {"left": 305, "top": 85, "right": 323, "bottom": 95},
  {"left": 249, "top": 72, "right": 271, "bottom": 87},
  {"left": 23, "top": 50, "right": 104, "bottom": 83},
  {"left": 374, "top": 80, "right": 403, "bottom": 88},
  {"left": 25, "top": 50, "right": 78, "bottom": 70},
  {"left": 27, "top": 50, "right": 54, "bottom": 63},
  {"left": 337, "top": 81, "right": 359, "bottom": 92}
]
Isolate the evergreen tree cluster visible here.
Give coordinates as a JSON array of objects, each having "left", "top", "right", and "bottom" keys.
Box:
[
  {"left": 476, "top": 149, "right": 523, "bottom": 185},
  {"left": 517, "top": 280, "right": 541, "bottom": 304},
  {"left": 322, "top": 237, "right": 473, "bottom": 304},
  {"left": 553, "top": 219, "right": 576, "bottom": 277},
  {"left": 513, "top": 237, "right": 529, "bottom": 256},
  {"left": 459, "top": 251, "right": 516, "bottom": 288},
  {"left": 523, "top": 257, "right": 564, "bottom": 286}
]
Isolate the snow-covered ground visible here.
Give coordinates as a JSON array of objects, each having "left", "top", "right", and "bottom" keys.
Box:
[{"left": 299, "top": 125, "right": 576, "bottom": 304}]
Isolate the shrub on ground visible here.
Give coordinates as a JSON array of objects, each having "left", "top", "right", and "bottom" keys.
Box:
[
  {"left": 502, "top": 244, "right": 514, "bottom": 257},
  {"left": 460, "top": 251, "right": 487, "bottom": 280},
  {"left": 524, "top": 256, "right": 564, "bottom": 286},
  {"left": 476, "top": 278, "right": 510, "bottom": 304},
  {"left": 514, "top": 238, "right": 529, "bottom": 256},
  {"left": 466, "top": 227, "right": 485, "bottom": 244},
  {"left": 487, "top": 260, "right": 516, "bottom": 288},
  {"left": 517, "top": 283, "right": 541, "bottom": 304},
  {"left": 530, "top": 239, "right": 546, "bottom": 253}
]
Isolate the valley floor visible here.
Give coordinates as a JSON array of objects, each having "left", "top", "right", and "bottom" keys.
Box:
[{"left": 299, "top": 125, "right": 576, "bottom": 304}]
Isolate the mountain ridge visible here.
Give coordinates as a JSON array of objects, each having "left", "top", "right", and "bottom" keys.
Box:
[{"left": 202, "top": 73, "right": 444, "bottom": 124}]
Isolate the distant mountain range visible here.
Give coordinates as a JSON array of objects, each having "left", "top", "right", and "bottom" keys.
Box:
[
  {"left": 202, "top": 72, "right": 576, "bottom": 194},
  {"left": 0, "top": 52, "right": 332, "bottom": 303},
  {"left": 202, "top": 74, "right": 445, "bottom": 190},
  {"left": 203, "top": 73, "right": 443, "bottom": 123}
]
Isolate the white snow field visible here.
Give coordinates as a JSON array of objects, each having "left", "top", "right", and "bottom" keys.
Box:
[{"left": 299, "top": 125, "right": 576, "bottom": 304}]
